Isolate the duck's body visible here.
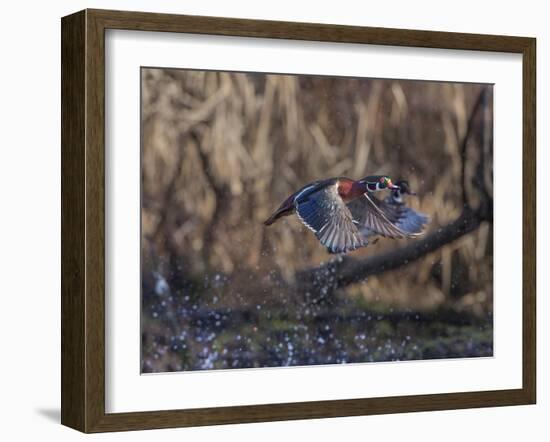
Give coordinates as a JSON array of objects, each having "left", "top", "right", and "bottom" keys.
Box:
[
  {"left": 263, "top": 177, "right": 367, "bottom": 226},
  {"left": 264, "top": 175, "right": 422, "bottom": 254}
]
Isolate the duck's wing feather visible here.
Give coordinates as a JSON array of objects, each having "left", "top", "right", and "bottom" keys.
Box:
[
  {"left": 369, "top": 195, "right": 429, "bottom": 235},
  {"left": 392, "top": 205, "right": 430, "bottom": 235},
  {"left": 295, "top": 184, "right": 368, "bottom": 254},
  {"left": 347, "top": 193, "right": 422, "bottom": 239}
]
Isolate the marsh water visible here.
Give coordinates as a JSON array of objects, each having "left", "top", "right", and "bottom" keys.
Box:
[{"left": 142, "top": 274, "right": 493, "bottom": 373}]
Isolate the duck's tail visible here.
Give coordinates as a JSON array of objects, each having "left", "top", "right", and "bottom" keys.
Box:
[
  {"left": 264, "top": 206, "right": 293, "bottom": 226},
  {"left": 264, "top": 211, "right": 281, "bottom": 226}
]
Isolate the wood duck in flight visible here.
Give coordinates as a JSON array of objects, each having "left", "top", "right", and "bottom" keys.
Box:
[{"left": 264, "top": 175, "right": 425, "bottom": 254}]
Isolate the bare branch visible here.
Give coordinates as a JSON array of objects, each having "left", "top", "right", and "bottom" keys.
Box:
[{"left": 296, "top": 207, "right": 488, "bottom": 295}]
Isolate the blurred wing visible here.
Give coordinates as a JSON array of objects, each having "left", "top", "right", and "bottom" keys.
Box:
[
  {"left": 295, "top": 184, "right": 368, "bottom": 254},
  {"left": 392, "top": 206, "right": 430, "bottom": 235},
  {"left": 371, "top": 195, "right": 429, "bottom": 235},
  {"left": 347, "top": 193, "right": 419, "bottom": 239}
]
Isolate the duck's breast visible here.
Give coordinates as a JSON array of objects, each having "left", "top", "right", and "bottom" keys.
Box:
[{"left": 338, "top": 178, "right": 364, "bottom": 202}]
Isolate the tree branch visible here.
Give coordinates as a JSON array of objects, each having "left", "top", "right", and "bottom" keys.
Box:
[{"left": 296, "top": 206, "right": 488, "bottom": 294}]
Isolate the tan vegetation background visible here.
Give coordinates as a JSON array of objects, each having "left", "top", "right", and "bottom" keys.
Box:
[{"left": 140, "top": 67, "right": 493, "bottom": 372}]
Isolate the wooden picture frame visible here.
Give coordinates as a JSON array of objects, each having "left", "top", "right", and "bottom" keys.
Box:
[{"left": 61, "top": 8, "right": 536, "bottom": 433}]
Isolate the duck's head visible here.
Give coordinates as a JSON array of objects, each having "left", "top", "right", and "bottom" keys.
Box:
[{"left": 359, "top": 175, "right": 399, "bottom": 192}]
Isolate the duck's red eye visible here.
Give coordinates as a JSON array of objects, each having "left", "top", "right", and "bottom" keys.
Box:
[{"left": 379, "top": 177, "right": 385, "bottom": 183}]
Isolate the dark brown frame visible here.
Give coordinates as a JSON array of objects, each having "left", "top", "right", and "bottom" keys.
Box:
[{"left": 61, "top": 8, "right": 536, "bottom": 433}]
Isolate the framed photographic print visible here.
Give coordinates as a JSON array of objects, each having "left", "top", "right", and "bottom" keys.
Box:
[{"left": 61, "top": 9, "right": 536, "bottom": 433}]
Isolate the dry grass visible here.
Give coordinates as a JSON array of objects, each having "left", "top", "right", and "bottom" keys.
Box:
[{"left": 141, "top": 68, "right": 493, "bottom": 315}]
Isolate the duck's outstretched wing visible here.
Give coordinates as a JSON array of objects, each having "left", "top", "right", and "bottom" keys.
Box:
[
  {"left": 391, "top": 205, "right": 430, "bottom": 235},
  {"left": 295, "top": 184, "right": 368, "bottom": 254},
  {"left": 371, "top": 195, "right": 429, "bottom": 235},
  {"left": 346, "top": 193, "right": 422, "bottom": 239}
]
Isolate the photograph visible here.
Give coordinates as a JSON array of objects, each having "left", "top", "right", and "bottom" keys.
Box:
[
  {"left": 140, "top": 67, "right": 494, "bottom": 373},
  {"left": 0, "top": 0, "right": 543, "bottom": 437}
]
